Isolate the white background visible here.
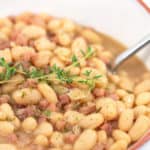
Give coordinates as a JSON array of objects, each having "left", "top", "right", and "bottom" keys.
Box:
[{"left": 0, "top": 0, "right": 150, "bottom": 149}]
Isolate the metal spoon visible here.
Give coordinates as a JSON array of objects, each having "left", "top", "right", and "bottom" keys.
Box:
[{"left": 111, "top": 34, "right": 150, "bottom": 72}]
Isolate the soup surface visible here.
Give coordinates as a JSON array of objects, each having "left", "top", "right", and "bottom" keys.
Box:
[{"left": 0, "top": 12, "right": 149, "bottom": 150}]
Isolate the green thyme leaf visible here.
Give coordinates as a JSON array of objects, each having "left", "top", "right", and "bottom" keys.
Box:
[
  {"left": 0, "top": 57, "right": 16, "bottom": 80},
  {"left": 0, "top": 47, "right": 100, "bottom": 90},
  {"left": 21, "top": 91, "right": 26, "bottom": 98},
  {"left": 52, "top": 64, "right": 73, "bottom": 84},
  {"left": 84, "top": 70, "right": 92, "bottom": 76},
  {"left": 27, "top": 68, "right": 44, "bottom": 78},
  {"left": 5, "top": 67, "right": 16, "bottom": 80},
  {"left": 93, "top": 75, "right": 102, "bottom": 79},
  {"left": 71, "top": 55, "right": 79, "bottom": 67},
  {"left": 85, "top": 47, "right": 94, "bottom": 59},
  {"left": 78, "top": 78, "right": 95, "bottom": 90},
  {"left": 43, "top": 110, "right": 51, "bottom": 118},
  {"left": 0, "top": 73, "right": 5, "bottom": 80},
  {"left": 0, "top": 57, "right": 7, "bottom": 67},
  {"left": 80, "top": 49, "right": 85, "bottom": 56}
]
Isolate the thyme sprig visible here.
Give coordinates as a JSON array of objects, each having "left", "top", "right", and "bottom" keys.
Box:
[
  {"left": 51, "top": 64, "right": 73, "bottom": 84},
  {"left": 0, "top": 58, "right": 16, "bottom": 80},
  {"left": 66, "top": 47, "right": 94, "bottom": 70},
  {"left": 71, "top": 55, "right": 80, "bottom": 67},
  {"left": 0, "top": 47, "right": 102, "bottom": 90}
]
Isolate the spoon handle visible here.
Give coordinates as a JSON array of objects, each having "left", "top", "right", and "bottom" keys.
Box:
[{"left": 112, "top": 34, "right": 150, "bottom": 71}]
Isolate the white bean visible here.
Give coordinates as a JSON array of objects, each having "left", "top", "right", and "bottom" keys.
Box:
[
  {"left": 0, "top": 103, "right": 15, "bottom": 120},
  {"left": 64, "top": 111, "right": 84, "bottom": 125},
  {"left": 116, "top": 101, "right": 126, "bottom": 113},
  {"left": 112, "top": 129, "right": 131, "bottom": 144},
  {"left": 34, "top": 37, "right": 56, "bottom": 51},
  {"left": 38, "top": 82, "right": 58, "bottom": 103},
  {"left": 2, "top": 74, "right": 25, "bottom": 94},
  {"left": 118, "top": 109, "right": 134, "bottom": 131},
  {"left": 79, "top": 113, "right": 104, "bottom": 129},
  {"left": 129, "top": 115, "right": 150, "bottom": 141},
  {"left": 12, "top": 88, "right": 41, "bottom": 105},
  {"left": 134, "top": 105, "right": 150, "bottom": 118},
  {"left": 97, "top": 130, "right": 107, "bottom": 144},
  {"left": 0, "top": 121, "right": 14, "bottom": 136},
  {"left": 50, "top": 132, "right": 64, "bottom": 147},
  {"left": 73, "top": 129, "right": 97, "bottom": 150},
  {"left": 0, "top": 48, "right": 12, "bottom": 62},
  {"left": 32, "top": 51, "right": 52, "bottom": 67},
  {"left": 109, "top": 140, "right": 127, "bottom": 150},
  {"left": 0, "top": 144, "right": 16, "bottom": 150},
  {"left": 34, "top": 122, "right": 53, "bottom": 137},
  {"left": 34, "top": 134, "right": 49, "bottom": 146},
  {"left": 54, "top": 47, "right": 71, "bottom": 62},
  {"left": 123, "top": 94, "right": 135, "bottom": 108},
  {"left": 11, "top": 46, "right": 35, "bottom": 61},
  {"left": 21, "top": 25, "right": 46, "bottom": 39},
  {"left": 100, "top": 98, "right": 118, "bottom": 120},
  {"left": 50, "top": 112, "right": 64, "bottom": 123},
  {"left": 11, "top": 117, "right": 21, "bottom": 130},
  {"left": 22, "top": 117, "right": 37, "bottom": 132},
  {"left": 67, "top": 88, "right": 93, "bottom": 102},
  {"left": 71, "top": 37, "right": 87, "bottom": 58},
  {"left": 89, "top": 58, "right": 107, "bottom": 74},
  {"left": 136, "top": 92, "right": 150, "bottom": 105}
]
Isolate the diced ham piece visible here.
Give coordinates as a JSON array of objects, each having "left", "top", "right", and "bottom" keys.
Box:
[
  {"left": 0, "top": 40, "right": 10, "bottom": 49},
  {"left": 38, "top": 116, "right": 47, "bottom": 124},
  {"left": 29, "top": 15, "right": 46, "bottom": 27},
  {"left": 16, "top": 105, "right": 36, "bottom": 120},
  {"left": 105, "top": 90, "right": 119, "bottom": 101},
  {"left": 22, "top": 51, "right": 36, "bottom": 62},
  {"left": 50, "top": 35, "right": 59, "bottom": 44},
  {"left": 17, "top": 13, "right": 45, "bottom": 27},
  {"left": 17, "top": 61, "right": 30, "bottom": 71},
  {"left": 58, "top": 94, "right": 70, "bottom": 105},
  {"left": 64, "top": 133, "right": 77, "bottom": 144},
  {"left": 79, "top": 104, "right": 96, "bottom": 115},
  {"left": 47, "top": 103, "right": 57, "bottom": 112},
  {"left": 39, "top": 99, "right": 49, "bottom": 110},
  {"left": 23, "top": 79, "right": 38, "bottom": 88},
  {"left": 25, "top": 105, "right": 37, "bottom": 116},
  {"left": 0, "top": 95, "right": 10, "bottom": 104},
  {"left": 15, "top": 33, "right": 28, "bottom": 46},
  {"left": 100, "top": 121, "right": 118, "bottom": 136},
  {"left": 92, "top": 88, "right": 105, "bottom": 98},
  {"left": 108, "top": 93, "right": 119, "bottom": 100},
  {"left": 28, "top": 40, "right": 35, "bottom": 48},
  {"left": 8, "top": 16, "right": 16, "bottom": 23},
  {"left": 19, "top": 13, "right": 46, "bottom": 27},
  {"left": 64, "top": 103, "right": 73, "bottom": 111},
  {"left": 10, "top": 29, "right": 28, "bottom": 46},
  {"left": 7, "top": 133, "right": 18, "bottom": 143},
  {"left": 100, "top": 56, "right": 110, "bottom": 65},
  {"left": 100, "top": 123, "right": 113, "bottom": 136},
  {"left": 93, "top": 143, "right": 106, "bottom": 150}
]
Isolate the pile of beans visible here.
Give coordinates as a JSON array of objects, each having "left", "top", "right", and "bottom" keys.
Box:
[{"left": 0, "top": 12, "right": 149, "bottom": 150}]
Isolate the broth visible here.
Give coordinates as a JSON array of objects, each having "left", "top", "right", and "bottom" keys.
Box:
[{"left": 97, "top": 32, "right": 148, "bottom": 79}]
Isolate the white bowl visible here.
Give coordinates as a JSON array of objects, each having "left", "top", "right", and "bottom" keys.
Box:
[{"left": 0, "top": 0, "right": 150, "bottom": 149}]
